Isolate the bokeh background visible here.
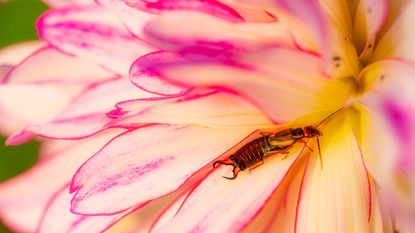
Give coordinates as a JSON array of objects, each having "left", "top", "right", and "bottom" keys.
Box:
[{"left": 0, "top": 0, "right": 48, "bottom": 232}]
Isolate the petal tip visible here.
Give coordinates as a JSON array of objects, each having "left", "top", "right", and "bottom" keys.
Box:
[{"left": 5, "top": 129, "right": 35, "bottom": 146}]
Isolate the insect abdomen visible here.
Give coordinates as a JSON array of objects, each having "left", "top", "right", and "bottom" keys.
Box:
[{"left": 230, "top": 136, "right": 281, "bottom": 171}]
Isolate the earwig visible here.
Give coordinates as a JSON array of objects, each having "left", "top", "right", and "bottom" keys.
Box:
[{"left": 213, "top": 108, "right": 343, "bottom": 180}]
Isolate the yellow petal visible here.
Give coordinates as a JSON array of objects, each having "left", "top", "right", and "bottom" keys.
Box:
[{"left": 296, "top": 111, "right": 372, "bottom": 233}]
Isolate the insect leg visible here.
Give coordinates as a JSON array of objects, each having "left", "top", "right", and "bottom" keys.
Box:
[
  {"left": 297, "top": 139, "right": 313, "bottom": 152},
  {"left": 260, "top": 131, "right": 273, "bottom": 136},
  {"left": 223, "top": 166, "right": 241, "bottom": 180},
  {"left": 317, "top": 137, "right": 323, "bottom": 169},
  {"left": 249, "top": 159, "right": 265, "bottom": 171},
  {"left": 212, "top": 158, "right": 233, "bottom": 168}
]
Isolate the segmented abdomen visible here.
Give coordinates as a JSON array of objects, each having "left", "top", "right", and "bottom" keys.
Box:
[{"left": 230, "top": 136, "right": 287, "bottom": 171}]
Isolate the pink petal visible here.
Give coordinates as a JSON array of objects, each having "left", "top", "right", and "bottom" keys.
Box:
[
  {"left": 113, "top": 91, "right": 273, "bottom": 128},
  {"left": 0, "top": 83, "right": 82, "bottom": 138},
  {"left": 120, "top": 0, "right": 242, "bottom": 21},
  {"left": 60, "top": 78, "right": 156, "bottom": 119},
  {"left": 359, "top": 60, "right": 415, "bottom": 176},
  {"left": 353, "top": 0, "right": 389, "bottom": 57},
  {"left": 152, "top": 144, "right": 304, "bottom": 233},
  {"left": 0, "top": 41, "right": 44, "bottom": 65},
  {"left": 70, "top": 124, "right": 254, "bottom": 214},
  {"left": 132, "top": 47, "right": 350, "bottom": 123},
  {"left": 372, "top": 1, "right": 415, "bottom": 63},
  {"left": 272, "top": 0, "right": 327, "bottom": 54},
  {"left": 109, "top": 95, "right": 177, "bottom": 118},
  {"left": 129, "top": 51, "right": 190, "bottom": 96},
  {"left": 3, "top": 46, "right": 111, "bottom": 85},
  {"left": 143, "top": 11, "right": 294, "bottom": 54},
  {"left": 0, "top": 66, "right": 12, "bottom": 86},
  {"left": 6, "top": 78, "right": 155, "bottom": 142},
  {"left": 38, "top": 185, "right": 134, "bottom": 233},
  {"left": 41, "top": 0, "right": 95, "bottom": 7},
  {"left": 18, "top": 113, "right": 114, "bottom": 141},
  {"left": 0, "top": 129, "right": 124, "bottom": 232},
  {"left": 97, "top": 0, "right": 156, "bottom": 38},
  {"left": 149, "top": 194, "right": 188, "bottom": 231},
  {"left": 295, "top": 115, "right": 372, "bottom": 233},
  {"left": 245, "top": 155, "right": 307, "bottom": 233},
  {"left": 214, "top": 1, "right": 278, "bottom": 22},
  {"left": 239, "top": 0, "right": 327, "bottom": 54},
  {"left": 358, "top": 60, "right": 415, "bottom": 230},
  {"left": 37, "top": 6, "right": 154, "bottom": 75}
]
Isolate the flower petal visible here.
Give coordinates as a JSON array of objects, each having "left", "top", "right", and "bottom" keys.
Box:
[
  {"left": 129, "top": 51, "right": 190, "bottom": 96},
  {"left": 134, "top": 48, "right": 353, "bottom": 123},
  {"left": 273, "top": 0, "right": 327, "bottom": 53},
  {"left": 41, "top": 0, "right": 95, "bottom": 7},
  {"left": 152, "top": 144, "right": 304, "bottom": 233},
  {"left": 358, "top": 60, "right": 415, "bottom": 231},
  {"left": 0, "top": 41, "right": 44, "bottom": 65},
  {"left": 6, "top": 78, "right": 154, "bottom": 143},
  {"left": 353, "top": 0, "right": 388, "bottom": 57},
  {"left": 38, "top": 185, "right": 134, "bottom": 233},
  {"left": 60, "top": 78, "right": 155, "bottom": 119},
  {"left": 358, "top": 60, "right": 415, "bottom": 180},
  {"left": 96, "top": 0, "right": 156, "bottom": 38},
  {"left": 123, "top": 0, "right": 243, "bottom": 21},
  {"left": 245, "top": 155, "right": 307, "bottom": 233},
  {"left": 4, "top": 46, "right": 111, "bottom": 84},
  {"left": 295, "top": 113, "right": 372, "bottom": 233},
  {"left": 70, "top": 124, "right": 254, "bottom": 214},
  {"left": 143, "top": 11, "right": 294, "bottom": 54},
  {"left": 37, "top": 6, "right": 154, "bottom": 75},
  {"left": 0, "top": 83, "right": 82, "bottom": 139},
  {"left": 371, "top": 1, "right": 415, "bottom": 63},
  {"left": 113, "top": 91, "right": 273, "bottom": 129},
  {"left": 0, "top": 129, "right": 124, "bottom": 233}
]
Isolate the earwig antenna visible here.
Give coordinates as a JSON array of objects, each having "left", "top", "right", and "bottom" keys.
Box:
[
  {"left": 317, "top": 137, "right": 323, "bottom": 169},
  {"left": 316, "top": 107, "right": 344, "bottom": 127}
]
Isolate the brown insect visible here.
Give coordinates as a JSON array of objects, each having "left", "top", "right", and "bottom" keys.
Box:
[{"left": 212, "top": 109, "right": 342, "bottom": 180}]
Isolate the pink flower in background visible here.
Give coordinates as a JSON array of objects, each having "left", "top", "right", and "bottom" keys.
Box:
[{"left": 1, "top": 0, "right": 415, "bottom": 232}]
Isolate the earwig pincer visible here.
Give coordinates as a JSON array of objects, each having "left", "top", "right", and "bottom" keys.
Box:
[{"left": 212, "top": 108, "right": 343, "bottom": 180}]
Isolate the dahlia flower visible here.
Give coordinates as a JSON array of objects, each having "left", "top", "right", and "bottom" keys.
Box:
[{"left": 1, "top": 0, "right": 415, "bottom": 232}]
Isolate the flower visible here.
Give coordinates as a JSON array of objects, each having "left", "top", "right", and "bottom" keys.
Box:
[{"left": 1, "top": 0, "right": 415, "bottom": 232}]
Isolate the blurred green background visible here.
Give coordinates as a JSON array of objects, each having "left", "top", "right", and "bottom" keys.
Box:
[{"left": 0, "top": 0, "right": 48, "bottom": 232}]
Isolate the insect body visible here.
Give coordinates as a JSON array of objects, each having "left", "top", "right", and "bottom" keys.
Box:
[
  {"left": 212, "top": 126, "right": 322, "bottom": 180},
  {"left": 213, "top": 108, "right": 344, "bottom": 180}
]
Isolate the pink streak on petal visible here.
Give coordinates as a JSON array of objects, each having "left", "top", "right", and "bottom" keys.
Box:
[
  {"left": 143, "top": 11, "right": 294, "bottom": 55},
  {"left": 36, "top": 6, "right": 154, "bottom": 75},
  {"left": 108, "top": 95, "right": 178, "bottom": 119},
  {"left": 153, "top": 144, "right": 304, "bottom": 233},
  {"left": 130, "top": 51, "right": 190, "bottom": 96},
  {"left": 38, "top": 185, "right": 134, "bottom": 233},
  {"left": 70, "top": 124, "right": 254, "bottom": 214},
  {"left": 122, "top": 0, "right": 243, "bottom": 22},
  {"left": 25, "top": 113, "right": 114, "bottom": 140},
  {"left": 382, "top": 98, "right": 412, "bottom": 147}
]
